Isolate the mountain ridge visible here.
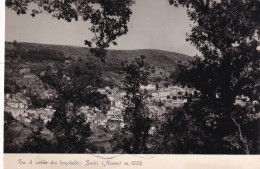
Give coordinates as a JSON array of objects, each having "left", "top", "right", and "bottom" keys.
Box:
[
  {"left": 5, "top": 41, "right": 193, "bottom": 77},
  {"left": 5, "top": 41, "right": 192, "bottom": 63},
  {"left": 5, "top": 41, "right": 193, "bottom": 57}
]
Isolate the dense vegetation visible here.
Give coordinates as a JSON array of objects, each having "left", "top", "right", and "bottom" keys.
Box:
[
  {"left": 168, "top": 0, "right": 260, "bottom": 154},
  {"left": 112, "top": 56, "right": 152, "bottom": 153}
]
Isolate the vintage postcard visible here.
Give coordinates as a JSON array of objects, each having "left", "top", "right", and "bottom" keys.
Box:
[{"left": 2, "top": 0, "right": 260, "bottom": 168}]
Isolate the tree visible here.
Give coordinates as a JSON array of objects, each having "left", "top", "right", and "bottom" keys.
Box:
[
  {"left": 112, "top": 55, "right": 152, "bottom": 154},
  {"left": 171, "top": 0, "right": 260, "bottom": 153},
  {"left": 22, "top": 117, "right": 56, "bottom": 153},
  {"left": 6, "top": 0, "right": 134, "bottom": 61},
  {"left": 4, "top": 111, "right": 16, "bottom": 153},
  {"left": 25, "top": 60, "right": 110, "bottom": 153},
  {"left": 25, "top": 89, "right": 54, "bottom": 109},
  {"left": 22, "top": 130, "right": 56, "bottom": 153},
  {"left": 12, "top": 40, "right": 17, "bottom": 47},
  {"left": 148, "top": 107, "right": 207, "bottom": 153}
]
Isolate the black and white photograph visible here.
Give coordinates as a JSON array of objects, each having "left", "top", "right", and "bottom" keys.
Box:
[{"left": 3, "top": 0, "right": 260, "bottom": 155}]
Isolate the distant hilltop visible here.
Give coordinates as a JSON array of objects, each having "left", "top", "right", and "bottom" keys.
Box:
[{"left": 5, "top": 41, "right": 193, "bottom": 72}]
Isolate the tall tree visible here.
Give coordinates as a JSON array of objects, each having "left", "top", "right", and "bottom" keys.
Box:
[
  {"left": 6, "top": 0, "right": 134, "bottom": 61},
  {"left": 26, "top": 60, "right": 110, "bottom": 153},
  {"left": 171, "top": 0, "right": 260, "bottom": 153},
  {"left": 113, "top": 55, "right": 152, "bottom": 154}
]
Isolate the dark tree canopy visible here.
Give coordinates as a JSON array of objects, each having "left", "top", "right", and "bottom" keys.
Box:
[
  {"left": 39, "top": 61, "right": 109, "bottom": 153},
  {"left": 6, "top": 0, "right": 134, "bottom": 61},
  {"left": 171, "top": 0, "right": 260, "bottom": 153},
  {"left": 173, "top": 0, "right": 260, "bottom": 106},
  {"left": 21, "top": 60, "right": 110, "bottom": 153},
  {"left": 149, "top": 107, "right": 207, "bottom": 153},
  {"left": 113, "top": 56, "right": 152, "bottom": 154}
]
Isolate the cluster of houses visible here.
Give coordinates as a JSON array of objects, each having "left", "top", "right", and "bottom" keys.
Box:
[
  {"left": 142, "top": 84, "right": 194, "bottom": 108},
  {"left": 4, "top": 93, "right": 55, "bottom": 124},
  {"left": 81, "top": 107, "right": 124, "bottom": 131},
  {"left": 4, "top": 83, "right": 195, "bottom": 131},
  {"left": 78, "top": 85, "right": 194, "bottom": 130},
  {"left": 79, "top": 87, "right": 126, "bottom": 130},
  {"left": 5, "top": 56, "right": 195, "bottom": 131}
]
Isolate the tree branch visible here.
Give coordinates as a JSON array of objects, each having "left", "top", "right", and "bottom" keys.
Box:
[{"left": 231, "top": 117, "right": 250, "bottom": 154}]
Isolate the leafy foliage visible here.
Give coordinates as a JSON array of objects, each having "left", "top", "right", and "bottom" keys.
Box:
[
  {"left": 40, "top": 61, "right": 110, "bottom": 153},
  {"left": 25, "top": 90, "right": 54, "bottom": 109},
  {"left": 4, "top": 79, "right": 23, "bottom": 94},
  {"left": 21, "top": 60, "right": 110, "bottom": 153},
  {"left": 113, "top": 56, "right": 152, "bottom": 153},
  {"left": 171, "top": 0, "right": 260, "bottom": 153},
  {"left": 148, "top": 108, "right": 206, "bottom": 153},
  {"left": 4, "top": 111, "right": 17, "bottom": 152},
  {"left": 6, "top": 0, "right": 134, "bottom": 61},
  {"left": 22, "top": 127, "right": 56, "bottom": 153},
  {"left": 4, "top": 111, "right": 33, "bottom": 153}
]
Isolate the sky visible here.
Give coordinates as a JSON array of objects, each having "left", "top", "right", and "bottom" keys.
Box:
[{"left": 5, "top": 0, "right": 199, "bottom": 56}]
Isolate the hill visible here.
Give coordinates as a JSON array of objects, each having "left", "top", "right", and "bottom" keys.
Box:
[
  {"left": 5, "top": 41, "right": 192, "bottom": 71},
  {"left": 4, "top": 42, "right": 193, "bottom": 153},
  {"left": 5, "top": 41, "right": 193, "bottom": 87}
]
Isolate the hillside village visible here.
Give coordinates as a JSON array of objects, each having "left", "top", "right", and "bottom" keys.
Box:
[
  {"left": 4, "top": 42, "right": 194, "bottom": 130},
  {"left": 5, "top": 43, "right": 251, "bottom": 133},
  {"left": 4, "top": 42, "right": 252, "bottom": 153},
  {"left": 4, "top": 83, "right": 194, "bottom": 131}
]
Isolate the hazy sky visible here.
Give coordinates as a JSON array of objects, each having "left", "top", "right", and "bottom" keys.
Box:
[{"left": 5, "top": 0, "right": 199, "bottom": 56}]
